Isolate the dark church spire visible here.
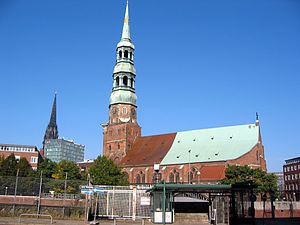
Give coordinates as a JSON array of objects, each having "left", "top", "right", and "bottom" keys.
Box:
[{"left": 43, "top": 94, "right": 58, "bottom": 148}]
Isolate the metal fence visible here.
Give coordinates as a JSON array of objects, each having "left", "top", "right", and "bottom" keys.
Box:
[
  {"left": 0, "top": 175, "right": 87, "bottom": 198},
  {"left": 91, "top": 185, "right": 151, "bottom": 220}
]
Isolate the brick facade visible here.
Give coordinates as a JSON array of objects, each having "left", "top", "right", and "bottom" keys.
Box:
[
  {"left": 0, "top": 144, "right": 41, "bottom": 170},
  {"left": 102, "top": 104, "right": 141, "bottom": 163},
  {"left": 283, "top": 157, "right": 300, "bottom": 201},
  {"left": 122, "top": 145, "right": 266, "bottom": 184}
]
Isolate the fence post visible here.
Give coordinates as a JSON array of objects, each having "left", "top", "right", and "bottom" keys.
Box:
[
  {"left": 63, "top": 172, "right": 68, "bottom": 217},
  {"left": 37, "top": 171, "right": 43, "bottom": 215},
  {"left": 132, "top": 186, "right": 136, "bottom": 221},
  {"left": 13, "top": 169, "right": 19, "bottom": 215}
]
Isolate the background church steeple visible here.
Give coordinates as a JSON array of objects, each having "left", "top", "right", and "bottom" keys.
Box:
[{"left": 43, "top": 94, "right": 58, "bottom": 148}]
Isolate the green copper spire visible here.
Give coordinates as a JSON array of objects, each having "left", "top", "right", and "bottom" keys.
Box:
[
  {"left": 121, "top": 0, "right": 130, "bottom": 41},
  {"left": 110, "top": 0, "right": 137, "bottom": 107}
]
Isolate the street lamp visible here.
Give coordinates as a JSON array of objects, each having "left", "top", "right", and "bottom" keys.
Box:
[
  {"left": 5, "top": 187, "right": 8, "bottom": 196},
  {"left": 188, "top": 150, "right": 191, "bottom": 184}
]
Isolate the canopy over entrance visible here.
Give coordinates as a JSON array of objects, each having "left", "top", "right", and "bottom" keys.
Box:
[{"left": 148, "top": 182, "right": 256, "bottom": 225}]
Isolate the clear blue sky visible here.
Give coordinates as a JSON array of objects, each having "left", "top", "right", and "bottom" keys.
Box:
[{"left": 0, "top": 0, "right": 299, "bottom": 172}]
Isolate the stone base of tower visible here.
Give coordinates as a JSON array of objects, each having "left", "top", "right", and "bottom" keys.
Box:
[{"left": 102, "top": 121, "right": 141, "bottom": 164}]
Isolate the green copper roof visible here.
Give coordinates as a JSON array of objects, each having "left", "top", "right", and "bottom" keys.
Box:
[{"left": 160, "top": 124, "right": 259, "bottom": 165}]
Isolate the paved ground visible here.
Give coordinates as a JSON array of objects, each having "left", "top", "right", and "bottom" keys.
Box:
[{"left": 0, "top": 217, "right": 154, "bottom": 225}]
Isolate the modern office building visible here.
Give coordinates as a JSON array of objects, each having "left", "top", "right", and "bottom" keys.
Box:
[
  {"left": 283, "top": 156, "right": 300, "bottom": 201},
  {"left": 0, "top": 143, "right": 40, "bottom": 170},
  {"left": 44, "top": 138, "right": 84, "bottom": 163}
]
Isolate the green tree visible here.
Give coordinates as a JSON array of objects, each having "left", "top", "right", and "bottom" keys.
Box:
[
  {"left": 36, "top": 158, "right": 57, "bottom": 178},
  {"left": 17, "top": 157, "right": 33, "bottom": 177},
  {"left": 52, "top": 160, "right": 81, "bottom": 180},
  {"left": 0, "top": 154, "right": 17, "bottom": 176},
  {"left": 89, "top": 156, "right": 128, "bottom": 186},
  {"left": 221, "top": 165, "right": 277, "bottom": 194}
]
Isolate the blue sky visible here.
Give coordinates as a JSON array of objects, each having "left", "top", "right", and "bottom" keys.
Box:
[{"left": 0, "top": 0, "right": 299, "bottom": 172}]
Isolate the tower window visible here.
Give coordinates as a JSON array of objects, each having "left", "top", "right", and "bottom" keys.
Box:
[
  {"left": 124, "top": 50, "right": 128, "bottom": 58},
  {"left": 130, "top": 52, "right": 133, "bottom": 60},
  {"left": 116, "top": 77, "right": 120, "bottom": 86},
  {"left": 122, "top": 107, "right": 127, "bottom": 114},
  {"left": 108, "top": 145, "right": 111, "bottom": 151},
  {"left": 130, "top": 78, "right": 133, "bottom": 88},
  {"left": 119, "top": 50, "right": 122, "bottom": 59},
  {"left": 118, "top": 144, "right": 120, "bottom": 149},
  {"left": 123, "top": 76, "right": 128, "bottom": 86}
]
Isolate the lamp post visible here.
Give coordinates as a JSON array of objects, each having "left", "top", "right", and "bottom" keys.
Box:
[
  {"left": 188, "top": 150, "right": 191, "bottom": 184},
  {"left": 5, "top": 187, "right": 8, "bottom": 196}
]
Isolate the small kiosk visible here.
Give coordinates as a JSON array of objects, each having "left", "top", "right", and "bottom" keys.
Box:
[{"left": 150, "top": 181, "right": 174, "bottom": 224}]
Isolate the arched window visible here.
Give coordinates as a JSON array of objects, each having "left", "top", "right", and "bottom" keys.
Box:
[
  {"left": 118, "top": 144, "right": 120, "bottom": 149},
  {"left": 116, "top": 77, "right": 120, "bottom": 86},
  {"left": 175, "top": 172, "right": 180, "bottom": 183},
  {"left": 136, "top": 171, "right": 145, "bottom": 184},
  {"left": 123, "top": 76, "right": 128, "bottom": 86},
  {"left": 119, "top": 50, "right": 122, "bottom": 59},
  {"left": 130, "top": 78, "right": 134, "bottom": 88},
  {"left": 124, "top": 50, "right": 128, "bottom": 58},
  {"left": 108, "top": 145, "right": 111, "bottom": 151},
  {"left": 130, "top": 52, "right": 133, "bottom": 60},
  {"left": 136, "top": 174, "right": 141, "bottom": 184},
  {"left": 123, "top": 172, "right": 129, "bottom": 181},
  {"left": 169, "top": 173, "right": 174, "bottom": 183},
  {"left": 141, "top": 172, "right": 145, "bottom": 183},
  {"left": 188, "top": 171, "right": 193, "bottom": 183}
]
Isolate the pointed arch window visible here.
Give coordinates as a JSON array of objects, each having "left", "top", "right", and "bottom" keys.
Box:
[
  {"left": 124, "top": 50, "right": 128, "bottom": 58},
  {"left": 169, "top": 173, "right": 174, "bottom": 183},
  {"left": 136, "top": 171, "right": 145, "bottom": 184},
  {"left": 123, "top": 76, "right": 128, "bottom": 86},
  {"left": 175, "top": 171, "right": 180, "bottom": 183},
  {"left": 119, "top": 50, "right": 122, "bottom": 59},
  {"left": 116, "top": 77, "right": 120, "bottom": 86},
  {"left": 130, "top": 52, "right": 133, "bottom": 60}
]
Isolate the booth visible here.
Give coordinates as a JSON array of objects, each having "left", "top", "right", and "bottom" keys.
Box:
[{"left": 151, "top": 181, "right": 174, "bottom": 224}]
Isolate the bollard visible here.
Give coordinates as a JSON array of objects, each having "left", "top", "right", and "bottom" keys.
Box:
[{"left": 113, "top": 218, "right": 117, "bottom": 225}]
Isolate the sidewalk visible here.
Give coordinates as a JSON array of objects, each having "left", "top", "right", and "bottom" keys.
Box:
[{"left": 0, "top": 217, "right": 152, "bottom": 225}]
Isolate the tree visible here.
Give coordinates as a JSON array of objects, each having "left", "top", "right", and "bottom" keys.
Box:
[
  {"left": 36, "top": 158, "right": 57, "bottom": 178},
  {"left": 221, "top": 165, "right": 277, "bottom": 194},
  {"left": 17, "top": 157, "right": 33, "bottom": 177},
  {"left": 89, "top": 156, "right": 128, "bottom": 186},
  {"left": 52, "top": 160, "right": 81, "bottom": 180},
  {"left": 0, "top": 154, "right": 17, "bottom": 176}
]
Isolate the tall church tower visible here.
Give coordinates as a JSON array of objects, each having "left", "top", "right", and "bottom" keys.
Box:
[
  {"left": 43, "top": 94, "right": 58, "bottom": 149},
  {"left": 102, "top": 0, "right": 141, "bottom": 163}
]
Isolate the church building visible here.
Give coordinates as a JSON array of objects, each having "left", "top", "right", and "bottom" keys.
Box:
[{"left": 102, "top": 1, "right": 267, "bottom": 184}]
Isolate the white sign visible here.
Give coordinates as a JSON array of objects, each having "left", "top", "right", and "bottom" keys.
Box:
[{"left": 140, "top": 196, "right": 150, "bottom": 206}]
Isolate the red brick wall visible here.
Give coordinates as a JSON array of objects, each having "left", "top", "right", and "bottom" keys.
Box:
[
  {"left": 122, "top": 143, "right": 266, "bottom": 184},
  {"left": 103, "top": 104, "right": 141, "bottom": 163},
  {"left": 0, "top": 151, "right": 40, "bottom": 170}
]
